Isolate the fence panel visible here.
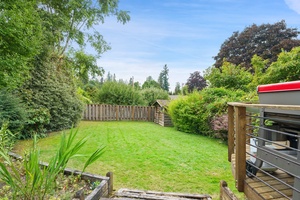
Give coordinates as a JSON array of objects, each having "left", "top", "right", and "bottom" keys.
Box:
[{"left": 82, "top": 104, "right": 155, "bottom": 122}]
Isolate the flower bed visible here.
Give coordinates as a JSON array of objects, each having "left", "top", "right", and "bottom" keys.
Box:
[{"left": 1, "top": 152, "right": 113, "bottom": 199}]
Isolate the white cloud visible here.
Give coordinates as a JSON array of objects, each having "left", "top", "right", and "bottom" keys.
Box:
[{"left": 284, "top": 0, "right": 300, "bottom": 14}]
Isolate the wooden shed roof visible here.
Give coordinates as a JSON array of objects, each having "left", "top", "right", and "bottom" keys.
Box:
[{"left": 153, "top": 99, "right": 171, "bottom": 108}]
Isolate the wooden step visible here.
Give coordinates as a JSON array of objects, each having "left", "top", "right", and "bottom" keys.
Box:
[{"left": 113, "top": 188, "right": 212, "bottom": 200}]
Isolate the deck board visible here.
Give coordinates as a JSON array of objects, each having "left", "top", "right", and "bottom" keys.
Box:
[{"left": 231, "top": 153, "right": 294, "bottom": 200}]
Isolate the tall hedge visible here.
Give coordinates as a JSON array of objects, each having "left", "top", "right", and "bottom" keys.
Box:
[
  {"left": 18, "top": 52, "right": 84, "bottom": 136},
  {"left": 96, "top": 81, "right": 145, "bottom": 105}
]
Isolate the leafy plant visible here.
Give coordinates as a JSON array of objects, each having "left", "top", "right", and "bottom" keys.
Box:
[
  {"left": 168, "top": 88, "right": 244, "bottom": 139},
  {"left": 0, "top": 90, "right": 27, "bottom": 135},
  {"left": 96, "top": 81, "right": 145, "bottom": 105},
  {"left": 140, "top": 87, "right": 169, "bottom": 106},
  {"left": 0, "top": 122, "right": 15, "bottom": 152},
  {"left": 0, "top": 128, "right": 105, "bottom": 199}
]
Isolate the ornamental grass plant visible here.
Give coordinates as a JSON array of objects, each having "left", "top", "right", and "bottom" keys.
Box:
[{"left": 0, "top": 126, "right": 104, "bottom": 199}]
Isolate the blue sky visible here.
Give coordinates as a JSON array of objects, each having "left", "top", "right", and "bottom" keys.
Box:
[{"left": 95, "top": 0, "right": 300, "bottom": 91}]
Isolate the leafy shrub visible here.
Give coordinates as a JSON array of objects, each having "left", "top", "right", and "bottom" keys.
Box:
[
  {"left": 21, "top": 108, "right": 50, "bottom": 139},
  {"left": 18, "top": 52, "right": 84, "bottom": 135},
  {"left": 168, "top": 92, "right": 204, "bottom": 134},
  {"left": 96, "top": 81, "right": 145, "bottom": 105},
  {"left": 168, "top": 88, "right": 244, "bottom": 139},
  {"left": 140, "top": 87, "right": 169, "bottom": 106},
  {"left": 0, "top": 90, "right": 27, "bottom": 135}
]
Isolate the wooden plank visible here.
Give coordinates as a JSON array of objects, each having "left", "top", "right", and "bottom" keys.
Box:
[
  {"left": 235, "top": 106, "right": 246, "bottom": 192},
  {"left": 115, "top": 188, "right": 212, "bottom": 200},
  {"left": 228, "top": 105, "right": 234, "bottom": 162},
  {"left": 219, "top": 180, "right": 239, "bottom": 200},
  {"left": 244, "top": 181, "right": 264, "bottom": 200},
  {"left": 227, "top": 102, "right": 300, "bottom": 111},
  {"left": 260, "top": 188, "right": 292, "bottom": 199},
  {"left": 116, "top": 105, "right": 119, "bottom": 121}
]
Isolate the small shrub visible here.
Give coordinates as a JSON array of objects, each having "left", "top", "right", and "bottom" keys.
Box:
[{"left": 0, "top": 90, "right": 27, "bottom": 135}]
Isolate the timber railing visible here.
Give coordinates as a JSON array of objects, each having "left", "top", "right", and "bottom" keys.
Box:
[
  {"left": 228, "top": 102, "right": 300, "bottom": 199},
  {"left": 82, "top": 104, "right": 155, "bottom": 122}
]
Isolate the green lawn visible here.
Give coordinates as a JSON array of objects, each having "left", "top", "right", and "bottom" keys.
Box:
[{"left": 13, "top": 121, "right": 239, "bottom": 199}]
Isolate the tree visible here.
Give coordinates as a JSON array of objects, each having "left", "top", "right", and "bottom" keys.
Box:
[
  {"left": 70, "top": 51, "right": 104, "bottom": 85},
  {"left": 0, "top": 0, "right": 43, "bottom": 90},
  {"left": 186, "top": 71, "right": 207, "bottom": 92},
  {"left": 204, "top": 62, "right": 252, "bottom": 91},
  {"left": 36, "top": 0, "right": 130, "bottom": 85},
  {"left": 214, "top": 20, "right": 300, "bottom": 70},
  {"left": 174, "top": 82, "right": 181, "bottom": 95},
  {"left": 158, "top": 64, "right": 170, "bottom": 92},
  {"left": 38, "top": 0, "right": 130, "bottom": 56},
  {"left": 263, "top": 46, "right": 300, "bottom": 84},
  {"left": 142, "top": 76, "right": 161, "bottom": 89},
  {"left": 18, "top": 51, "right": 84, "bottom": 136}
]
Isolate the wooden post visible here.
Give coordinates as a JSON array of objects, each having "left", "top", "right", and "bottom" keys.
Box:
[
  {"left": 116, "top": 105, "right": 119, "bottom": 121},
  {"left": 220, "top": 180, "right": 239, "bottom": 200},
  {"left": 235, "top": 106, "right": 246, "bottom": 192},
  {"left": 106, "top": 172, "right": 113, "bottom": 196},
  {"left": 228, "top": 105, "right": 234, "bottom": 162},
  {"left": 131, "top": 106, "right": 135, "bottom": 120}
]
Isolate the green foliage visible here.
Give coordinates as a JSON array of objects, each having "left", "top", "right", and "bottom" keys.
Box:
[
  {"left": 37, "top": 0, "right": 130, "bottom": 56},
  {"left": 142, "top": 76, "right": 161, "bottom": 89},
  {"left": 186, "top": 71, "right": 207, "bottom": 92},
  {"left": 168, "top": 93, "right": 203, "bottom": 134},
  {"left": 0, "top": 0, "right": 43, "bottom": 90},
  {"left": 96, "top": 81, "right": 145, "bottom": 105},
  {"left": 18, "top": 51, "right": 84, "bottom": 134},
  {"left": 0, "top": 129, "right": 105, "bottom": 199},
  {"left": 0, "top": 122, "right": 15, "bottom": 152},
  {"left": 174, "top": 82, "right": 181, "bottom": 95},
  {"left": 204, "top": 61, "right": 252, "bottom": 91},
  {"left": 0, "top": 90, "right": 27, "bottom": 135},
  {"left": 140, "top": 87, "right": 169, "bottom": 106},
  {"left": 214, "top": 20, "right": 300, "bottom": 70},
  {"left": 21, "top": 108, "right": 51, "bottom": 139},
  {"left": 247, "top": 55, "right": 269, "bottom": 91},
  {"left": 71, "top": 51, "right": 104, "bottom": 85},
  {"left": 158, "top": 64, "right": 170, "bottom": 92},
  {"left": 168, "top": 88, "right": 244, "bottom": 138},
  {"left": 263, "top": 46, "right": 300, "bottom": 84}
]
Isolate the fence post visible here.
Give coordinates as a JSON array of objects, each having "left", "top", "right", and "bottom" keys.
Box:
[
  {"left": 116, "top": 105, "right": 119, "bottom": 121},
  {"left": 228, "top": 105, "right": 234, "bottom": 162},
  {"left": 235, "top": 106, "right": 246, "bottom": 192},
  {"left": 106, "top": 172, "right": 113, "bottom": 196}
]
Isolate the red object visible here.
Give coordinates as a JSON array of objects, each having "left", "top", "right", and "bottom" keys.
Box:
[{"left": 257, "top": 81, "right": 300, "bottom": 93}]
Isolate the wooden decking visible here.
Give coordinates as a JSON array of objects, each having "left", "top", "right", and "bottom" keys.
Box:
[
  {"left": 231, "top": 154, "right": 294, "bottom": 200},
  {"left": 245, "top": 170, "right": 293, "bottom": 200}
]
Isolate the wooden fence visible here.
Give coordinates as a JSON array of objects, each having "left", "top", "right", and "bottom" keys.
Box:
[{"left": 82, "top": 104, "right": 155, "bottom": 122}]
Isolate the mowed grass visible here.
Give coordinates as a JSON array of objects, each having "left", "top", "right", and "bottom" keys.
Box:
[{"left": 13, "top": 121, "right": 238, "bottom": 198}]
